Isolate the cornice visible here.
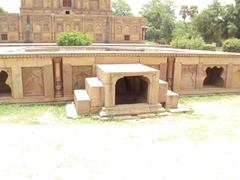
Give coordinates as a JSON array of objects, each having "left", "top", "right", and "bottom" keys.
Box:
[{"left": 1, "top": 51, "right": 240, "bottom": 59}]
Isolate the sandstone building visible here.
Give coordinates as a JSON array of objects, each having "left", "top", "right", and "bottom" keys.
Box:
[{"left": 0, "top": 0, "right": 145, "bottom": 43}]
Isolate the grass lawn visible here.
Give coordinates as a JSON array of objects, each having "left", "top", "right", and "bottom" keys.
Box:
[{"left": 0, "top": 94, "right": 240, "bottom": 179}]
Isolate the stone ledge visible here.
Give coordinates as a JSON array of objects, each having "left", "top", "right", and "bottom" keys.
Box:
[{"left": 99, "top": 103, "right": 165, "bottom": 117}]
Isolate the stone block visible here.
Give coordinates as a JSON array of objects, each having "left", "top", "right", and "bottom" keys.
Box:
[
  {"left": 99, "top": 103, "right": 165, "bottom": 117},
  {"left": 85, "top": 77, "right": 104, "bottom": 107},
  {"left": 159, "top": 80, "right": 168, "bottom": 104},
  {"left": 74, "top": 90, "right": 91, "bottom": 114},
  {"left": 166, "top": 90, "right": 179, "bottom": 109}
]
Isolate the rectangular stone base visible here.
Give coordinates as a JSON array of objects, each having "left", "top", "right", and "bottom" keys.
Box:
[
  {"left": 166, "top": 90, "right": 179, "bottom": 109},
  {"left": 99, "top": 103, "right": 165, "bottom": 117},
  {"left": 74, "top": 90, "right": 91, "bottom": 114}
]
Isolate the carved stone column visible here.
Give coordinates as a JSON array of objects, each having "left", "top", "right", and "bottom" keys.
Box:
[
  {"left": 53, "top": 57, "right": 63, "bottom": 97},
  {"left": 167, "top": 57, "right": 175, "bottom": 90}
]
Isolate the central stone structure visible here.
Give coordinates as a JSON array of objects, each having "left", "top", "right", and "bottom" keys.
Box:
[{"left": 72, "top": 64, "right": 179, "bottom": 117}]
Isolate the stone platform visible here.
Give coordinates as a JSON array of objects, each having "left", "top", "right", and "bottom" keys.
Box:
[{"left": 67, "top": 64, "right": 180, "bottom": 117}]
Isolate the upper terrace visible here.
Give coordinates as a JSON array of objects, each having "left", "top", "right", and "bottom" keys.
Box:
[{"left": 1, "top": 44, "right": 240, "bottom": 58}]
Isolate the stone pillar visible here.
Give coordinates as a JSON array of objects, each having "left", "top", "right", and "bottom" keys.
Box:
[
  {"left": 173, "top": 62, "right": 182, "bottom": 92},
  {"left": 160, "top": 63, "right": 167, "bottom": 81},
  {"left": 12, "top": 67, "right": 24, "bottom": 99},
  {"left": 104, "top": 84, "right": 113, "bottom": 107},
  {"left": 53, "top": 57, "right": 63, "bottom": 97},
  {"left": 167, "top": 57, "right": 175, "bottom": 90},
  {"left": 196, "top": 63, "right": 204, "bottom": 89},
  {"left": 43, "top": 65, "right": 54, "bottom": 98},
  {"left": 148, "top": 73, "right": 160, "bottom": 105},
  {"left": 51, "top": 15, "right": 55, "bottom": 41},
  {"left": 226, "top": 64, "right": 233, "bottom": 88},
  {"left": 63, "top": 63, "right": 73, "bottom": 96}
]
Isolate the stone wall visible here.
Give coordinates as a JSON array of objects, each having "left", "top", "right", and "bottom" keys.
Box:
[
  {"left": 0, "top": 14, "right": 20, "bottom": 42},
  {"left": 0, "top": 0, "right": 144, "bottom": 43},
  {"left": 1, "top": 51, "right": 240, "bottom": 103},
  {"left": 173, "top": 56, "right": 240, "bottom": 94}
]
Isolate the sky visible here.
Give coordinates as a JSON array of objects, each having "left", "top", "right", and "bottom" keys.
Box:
[{"left": 0, "top": 0, "right": 235, "bottom": 15}]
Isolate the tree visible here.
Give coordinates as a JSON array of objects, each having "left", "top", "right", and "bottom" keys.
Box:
[
  {"left": 222, "top": 4, "right": 237, "bottom": 39},
  {"left": 180, "top": 6, "right": 198, "bottom": 22},
  {"left": 234, "top": 0, "right": 240, "bottom": 38},
  {"left": 188, "top": 6, "right": 198, "bottom": 18},
  {"left": 0, "top": 7, "right": 7, "bottom": 14},
  {"left": 112, "top": 0, "right": 133, "bottom": 16},
  {"left": 140, "top": 0, "right": 175, "bottom": 44},
  {"left": 172, "top": 21, "right": 197, "bottom": 39},
  {"left": 180, "top": 6, "right": 189, "bottom": 21},
  {"left": 192, "top": 0, "right": 223, "bottom": 45}
]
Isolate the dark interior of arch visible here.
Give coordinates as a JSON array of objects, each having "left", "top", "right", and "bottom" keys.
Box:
[
  {"left": 203, "top": 66, "right": 224, "bottom": 87},
  {"left": 115, "top": 76, "right": 148, "bottom": 105},
  {"left": 0, "top": 70, "right": 11, "bottom": 97}
]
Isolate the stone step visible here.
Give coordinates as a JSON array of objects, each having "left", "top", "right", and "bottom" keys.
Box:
[
  {"left": 66, "top": 103, "right": 78, "bottom": 119},
  {"left": 159, "top": 80, "right": 168, "bottom": 104},
  {"left": 166, "top": 90, "right": 179, "bottom": 109},
  {"left": 74, "top": 90, "right": 91, "bottom": 114},
  {"left": 99, "top": 103, "right": 165, "bottom": 117},
  {"left": 85, "top": 77, "right": 104, "bottom": 107}
]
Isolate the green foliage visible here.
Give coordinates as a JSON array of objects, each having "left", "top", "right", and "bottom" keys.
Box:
[
  {"left": 223, "top": 38, "right": 240, "bottom": 52},
  {"left": 235, "top": 0, "right": 240, "bottom": 38},
  {"left": 172, "top": 21, "right": 197, "bottom": 40},
  {"left": 171, "top": 35, "right": 204, "bottom": 50},
  {"left": 180, "top": 5, "right": 198, "bottom": 21},
  {"left": 56, "top": 32, "right": 92, "bottom": 46},
  {"left": 112, "top": 0, "right": 133, "bottom": 16},
  {"left": 140, "top": 0, "right": 175, "bottom": 44},
  {"left": 171, "top": 35, "right": 216, "bottom": 51},
  {"left": 192, "top": 0, "right": 223, "bottom": 45},
  {"left": 0, "top": 7, "right": 6, "bottom": 13},
  {"left": 222, "top": 4, "right": 237, "bottom": 39},
  {"left": 202, "top": 44, "right": 216, "bottom": 51}
]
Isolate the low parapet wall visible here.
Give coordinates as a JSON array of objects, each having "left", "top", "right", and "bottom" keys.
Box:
[{"left": 0, "top": 47, "right": 240, "bottom": 103}]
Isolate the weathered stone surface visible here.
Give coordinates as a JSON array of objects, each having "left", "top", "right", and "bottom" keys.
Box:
[
  {"left": 159, "top": 80, "right": 168, "bottom": 104},
  {"left": 22, "top": 67, "right": 44, "bottom": 96},
  {"left": 0, "top": 0, "right": 144, "bottom": 43},
  {"left": 73, "top": 66, "right": 92, "bottom": 90},
  {"left": 74, "top": 90, "right": 91, "bottom": 114},
  {"left": 166, "top": 90, "right": 179, "bottom": 109}
]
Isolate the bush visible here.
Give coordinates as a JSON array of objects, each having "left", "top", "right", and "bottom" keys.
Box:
[
  {"left": 57, "top": 32, "right": 92, "bottom": 46},
  {"left": 201, "top": 44, "right": 216, "bottom": 51},
  {"left": 223, "top": 38, "right": 240, "bottom": 53},
  {"left": 171, "top": 36, "right": 216, "bottom": 51},
  {"left": 171, "top": 36, "right": 205, "bottom": 50}
]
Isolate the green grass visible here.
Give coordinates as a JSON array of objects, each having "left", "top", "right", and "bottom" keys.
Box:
[{"left": 0, "top": 94, "right": 240, "bottom": 130}]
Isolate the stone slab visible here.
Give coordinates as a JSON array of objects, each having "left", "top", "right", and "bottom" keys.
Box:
[
  {"left": 97, "top": 64, "right": 159, "bottom": 74},
  {"left": 166, "top": 90, "right": 179, "bottom": 109},
  {"left": 74, "top": 90, "right": 91, "bottom": 114},
  {"left": 66, "top": 103, "right": 78, "bottom": 119},
  {"left": 85, "top": 77, "right": 104, "bottom": 107},
  {"left": 86, "top": 77, "right": 104, "bottom": 87},
  {"left": 159, "top": 80, "right": 168, "bottom": 104},
  {"left": 99, "top": 103, "right": 165, "bottom": 117}
]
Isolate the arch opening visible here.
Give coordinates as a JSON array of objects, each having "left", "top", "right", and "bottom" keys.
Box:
[
  {"left": 203, "top": 67, "right": 224, "bottom": 88},
  {"left": 0, "top": 71, "right": 11, "bottom": 97},
  {"left": 115, "top": 76, "right": 148, "bottom": 105}
]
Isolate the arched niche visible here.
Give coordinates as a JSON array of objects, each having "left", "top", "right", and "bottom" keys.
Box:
[
  {"left": 203, "top": 66, "right": 225, "bottom": 88},
  {"left": 0, "top": 70, "right": 12, "bottom": 97},
  {"left": 115, "top": 76, "right": 149, "bottom": 105}
]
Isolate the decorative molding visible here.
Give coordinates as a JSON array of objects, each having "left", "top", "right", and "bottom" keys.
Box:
[{"left": 1, "top": 51, "right": 240, "bottom": 59}]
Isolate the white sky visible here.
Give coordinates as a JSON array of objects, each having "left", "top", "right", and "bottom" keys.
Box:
[{"left": 0, "top": 0, "right": 235, "bottom": 15}]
